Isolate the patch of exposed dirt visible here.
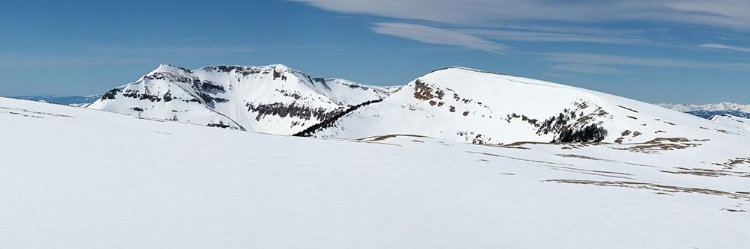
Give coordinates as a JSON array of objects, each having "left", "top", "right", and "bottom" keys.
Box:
[
  {"left": 413, "top": 79, "right": 445, "bottom": 100},
  {"left": 618, "top": 105, "right": 639, "bottom": 113},
  {"left": 555, "top": 154, "right": 656, "bottom": 168},
  {"left": 615, "top": 137, "right": 702, "bottom": 154},
  {"left": 469, "top": 151, "right": 635, "bottom": 179},
  {"left": 722, "top": 209, "right": 747, "bottom": 213},
  {"left": 362, "top": 134, "right": 428, "bottom": 142},
  {"left": 715, "top": 129, "right": 741, "bottom": 135},
  {"left": 546, "top": 179, "right": 750, "bottom": 201},
  {"left": 457, "top": 131, "right": 495, "bottom": 145},
  {"left": 0, "top": 106, "right": 74, "bottom": 119},
  {"left": 712, "top": 157, "right": 750, "bottom": 170},
  {"left": 661, "top": 167, "right": 750, "bottom": 178}
]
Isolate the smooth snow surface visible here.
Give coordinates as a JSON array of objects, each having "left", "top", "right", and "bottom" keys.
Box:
[
  {"left": 710, "top": 115, "right": 750, "bottom": 132},
  {"left": 2, "top": 97, "right": 749, "bottom": 249}
]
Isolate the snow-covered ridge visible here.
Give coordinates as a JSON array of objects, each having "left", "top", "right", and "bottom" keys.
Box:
[
  {"left": 310, "top": 66, "right": 744, "bottom": 145},
  {"left": 88, "top": 64, "right": 393, "bottom": 134}
]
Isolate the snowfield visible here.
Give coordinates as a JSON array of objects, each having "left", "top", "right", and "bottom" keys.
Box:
[{"left": 1, "top": 95, "right": 749, "bottom": 248}]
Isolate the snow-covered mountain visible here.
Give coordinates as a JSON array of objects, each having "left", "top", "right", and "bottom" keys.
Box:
[
  {"left": 88, "top": 64, "right": 392, "bottom": 134},
  {"left": 91, "top": 65, "right": 748, "bottom": 146},
  {"left": 8, "top": 95, "right": 100, "bottom": 107},
  {"left": 659, "top": 102, "right": 750, "bottom": 119},
  {"left": 659, "top": 102, "right": 750, "bottom": 112},
  {"left": 2, "top": 96, "right": 749, "bottom": 248},
  {"left": 305, "top": 67, "right": 739, "bottom": 145}
]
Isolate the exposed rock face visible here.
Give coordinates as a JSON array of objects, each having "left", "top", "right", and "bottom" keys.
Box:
[{"left": 88, "top": 64, "right": 392, "bottom": 134}]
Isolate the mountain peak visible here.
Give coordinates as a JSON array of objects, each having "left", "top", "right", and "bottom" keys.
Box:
[
  {"left": 152, "top": 63, "right": 193, "bottom": 74},
  {"left": 426, "top": 66, "right": 509, "bottom": 77},
  {"left": 268, "top": 64, "right": 292, "bottom": 71}
]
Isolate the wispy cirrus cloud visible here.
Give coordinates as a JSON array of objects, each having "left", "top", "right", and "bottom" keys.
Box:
[
  {"left": 540, "top": 52, "right": 750, "bottom": 71},
  {"left": 371, "top": 22, "right": 649, "bottom": 52},
  {"left": 0, "top": 45, "right": 255, "bottom": 68},
  {"left": 0, "top": 54, "right": 146, "bottom": 68},
  {"left": 461, "top": 29, "right": 648, "bottom": 44},
  {"left": 292, "top": 0, "right": 750, "bottom": 75},
  {"left": 699, "top": 43, "right": 750, "bottom": 53},
  {"left": 544, "top": 72, "right": 573, "bottom": 78},
  {"left": 88, "top": 46, "right": 254, "bottom": 55},
  {"left": 552, "top": 64, "right": 622, "bottom": 74},
  {"left": 290, "top": 0, "right": 750, "bottom": 30},
  {"left": 372, "top": 23, "right": 508, "bottom": 53},
  {"left": 291, "top": 0, "right": 750, "bottom": 53}
]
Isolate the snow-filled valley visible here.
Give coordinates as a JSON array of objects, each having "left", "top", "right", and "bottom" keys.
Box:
[{"left": 2, "top": 92, "right": 750, "bottom": 248}]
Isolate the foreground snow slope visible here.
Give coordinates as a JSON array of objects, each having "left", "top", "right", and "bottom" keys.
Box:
[
  {"left": 2, "top": 97, "right": 749, "bottom": 249},
  {"left": 313, "top": 67, "right": 741, "bottom": 144}
]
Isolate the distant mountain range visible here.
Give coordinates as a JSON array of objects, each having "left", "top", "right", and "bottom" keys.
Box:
[
  {"left": 76, "top": 63, "right": 744, "bottom": 145},
  {"left": 658, "top": 103, "right": 750, "bottom": 119},
  {"left": 7, "top": 95, "right": 100, "bottom": 107},
  {"left": 10, "top": 84, "right": 748, "bottom": 124}
]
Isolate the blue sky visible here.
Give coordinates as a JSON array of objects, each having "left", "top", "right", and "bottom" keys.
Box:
[{"left": 2, "top": 0, "right": 749, "bottom": 104}]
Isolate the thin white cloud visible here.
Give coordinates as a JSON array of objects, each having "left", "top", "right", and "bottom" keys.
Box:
[
  {"left": 89, "top": 46, "right": 254, "bottom": 55},
  {"left": 540, "top": 52, "right": 750, "bottom": 71},
  {"left": 0, "top": 45, "right": 255, "bottom": 68},
  {"left": 0, "top": 55, "right": 145, "bottom": 68},
  {"left": 544, "top": 72, "right": 573, "bottom": 78},
  {"left": 553, "top": 64, "right": 622, "bottom": 74},
  {"left": 699, "top": 43, "right": 750, "bottom": 53},
  {"left": 372, "top": 23, "right": 508, "bottom": 53},
  {"left": 290, "top": 0, "right": 750, "bottom": 30},
  {"left": 461, "top": 28, "right": 649, "bottom": 44}
]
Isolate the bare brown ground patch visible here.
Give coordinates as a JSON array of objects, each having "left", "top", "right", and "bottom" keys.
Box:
[
  {"left": 546, "top": 179, "right": 750, "bottom": 201},
  {"left": 360, "top": 134, "right": 428, "bottom": 141},
  {"left": 469, "top": 151, "right": 635, "bottom": 179},
  {"left": 661, "top": 167, "right": 750, "bottom": 178},
  {"left": 615, "top": 138, "right": 702, "bottom": 153},
  {"left": 713, "top": 157, "right": 750, "bottom": 170},
  {"left": 618, "top": 105, "right": 639, "bottom": 113}
]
